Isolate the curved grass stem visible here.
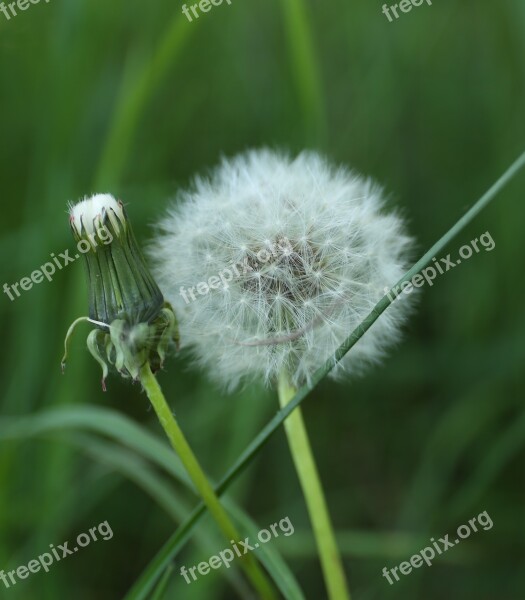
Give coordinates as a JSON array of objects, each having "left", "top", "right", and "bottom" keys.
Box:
[
  {"left": 139, "top": 363, "right": 276, "bottom": 600},
  {"left": 278, "top": 371, "right": 351, "bottom": 600},
  {"left": 126, "top": 149, "right": 525, "bottom": 600}
]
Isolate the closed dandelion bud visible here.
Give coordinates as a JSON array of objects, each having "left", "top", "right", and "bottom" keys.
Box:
[
  {"left": 69, "top": 194, "right": 164, "bottom": 325},
  {"left": 63, "top": 194, "right": 179, "bottom": 389},
  {"left": 151, "top": 149, "right": 416, "bottom": 389}
]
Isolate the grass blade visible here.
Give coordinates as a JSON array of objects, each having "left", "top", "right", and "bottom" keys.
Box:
[
  {"left": 0, "top": 406, "right": 304, "bottom": 599},
  {"left": 281, "top": 0, "right": 325, "bottom": 144},
  {"left": 124, "top": 149, "right": 525, "bottom": 598}
]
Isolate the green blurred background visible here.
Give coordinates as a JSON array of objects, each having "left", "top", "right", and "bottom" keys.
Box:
[{"left": 1, "top": 0, "right": 524, "bottom": 598}]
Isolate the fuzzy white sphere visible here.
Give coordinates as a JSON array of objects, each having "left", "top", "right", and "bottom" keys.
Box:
[{"left": 151, "top": 149, "right": 415, "bottom": 389}]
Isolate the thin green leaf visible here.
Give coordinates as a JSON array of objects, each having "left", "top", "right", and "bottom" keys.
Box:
[
  {"left": 150, "top": 564, "right": 175, "bottom": 600},
  {"left": 0, "top": 407, "right": 304, "bottom": 599},
  {"left": 281, "top": 0, "right": 325, "bottom": 144},
  {"left": 0, "top": 405, "right": 192, "bottom": 488},
  {"left": 124, "top": 150, "right": 525, "bottom": 599}
]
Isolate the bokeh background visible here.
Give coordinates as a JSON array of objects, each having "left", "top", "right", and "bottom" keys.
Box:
[{"left": 1, "top": 0, "right": 524, "bottom": 598}]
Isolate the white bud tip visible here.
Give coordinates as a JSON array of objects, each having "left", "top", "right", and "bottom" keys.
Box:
[{"left": 69, "top": 193, "right": 125, "bottom": 236}]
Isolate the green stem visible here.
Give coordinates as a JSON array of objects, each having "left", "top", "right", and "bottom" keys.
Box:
[
  {"left": 278, "top": 371, "right": 351, "bottom": 600},
  {"left": 139, "top": 363, "right": 276, "bottom": 600},
  {"left": 281, "top": 0, "right": 325, "bottom": 144},
  {"left": 126, "top": 151, "right": 525, "bottom": 600}
]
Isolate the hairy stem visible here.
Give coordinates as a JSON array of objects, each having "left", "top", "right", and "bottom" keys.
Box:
[
  {"left": 278, "top": 371, "right": 351, "bottom": 600},
  {"left": 139, "top": 363, "right": 276, "bottom": 600},
  {"left": 126, "top": 150, "right": 525, "bottom": 599}
]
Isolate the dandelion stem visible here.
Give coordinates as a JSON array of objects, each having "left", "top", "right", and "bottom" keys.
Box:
[
  {"left": 126, "top": 151, "right": 525, "bottom": 600},
  {"left": 139, "top": 362, "right": 276, "bottom": 600},
  {"left": 278, "top": 370, "right": 351, "bottom": 600}
]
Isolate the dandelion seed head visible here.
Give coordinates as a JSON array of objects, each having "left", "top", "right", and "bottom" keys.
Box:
[{"left": 150, "top": 149, "right": 416, "bottom": 389}]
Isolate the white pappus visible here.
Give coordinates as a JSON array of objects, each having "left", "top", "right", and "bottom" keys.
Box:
[{"left": 150, "top": 149, "right": 416, "bottom": 389}]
